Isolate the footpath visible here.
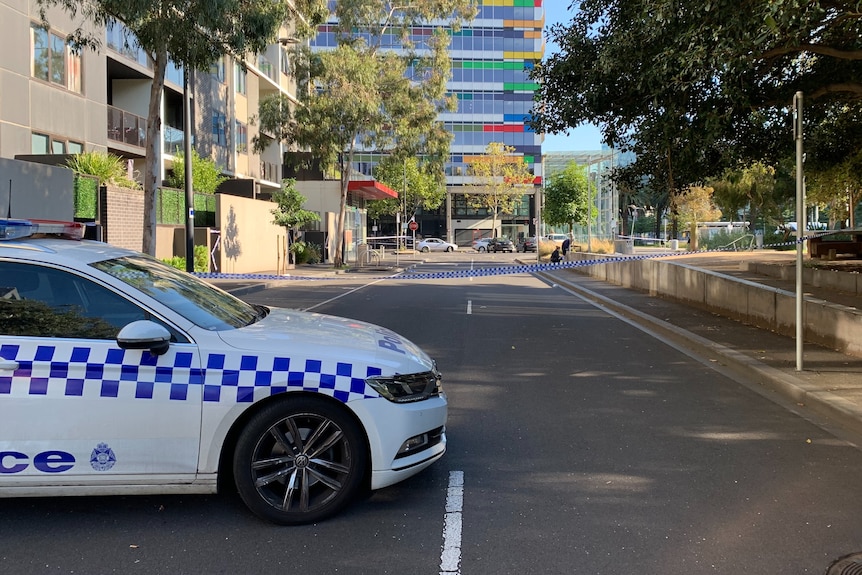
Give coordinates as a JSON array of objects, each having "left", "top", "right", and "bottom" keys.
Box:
[
  {"left": 209, "top": 249, "right": 862, "bottom": 443},
  {"left": 541, "top": 250, "right": 862, "bottom": 443}
]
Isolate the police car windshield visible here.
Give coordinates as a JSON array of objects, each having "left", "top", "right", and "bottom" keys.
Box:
[{"left": 90, "top": 255, "right": 260, "bottom": 330}]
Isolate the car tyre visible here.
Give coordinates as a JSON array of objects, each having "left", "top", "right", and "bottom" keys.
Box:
[
  {"left": 446, "top": 246, "right": 454, "bottom": 252},
  {"left": 233, "top": 396, "right": 367, "bottom": 525},
  {"left": 421, "top": 246, "right": 430, "bottom": 253},
  {"left": 478, "top": 247, "right": 486, "bottom": 252}
]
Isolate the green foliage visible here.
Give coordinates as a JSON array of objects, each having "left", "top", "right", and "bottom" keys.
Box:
[
  {"left": 155, "top": 189, "right": 215, "bottom": 226},
  {"left": 530, "top": 0, "right": 862, "bottom": 211},
  {"left": 160, "top": 245, "right": 209, "bottom": 273},
  {"left": 271, "top": 180, "right": 320, "bottom": 230},
  {"left": 543, "top": 161, "right": 592, "bottom": 231},
  {"left": 73, "top": 175, "right": 98, "bottom": 220},
  {"left": 166, "top": 149, "right": 228, "bottom": 195},
  {"left": 699, "top": 230, "right": 754, "bottom": 251},
  {"left": 370, "top": 156, "right": 446, "bottom": 221},
  {"left": 290, "top": 241, "right": 322, "bottom": 264},
  {"left": 66, "top": 151, "right": 139, "bottom": 189}
]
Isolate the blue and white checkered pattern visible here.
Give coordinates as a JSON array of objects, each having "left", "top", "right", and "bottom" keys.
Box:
[
  {"left": 201, "top": 353, "right": 380, "bottom": 403},
  {"left": 0, "top": 343, "right": 381, "bottom": 404}
]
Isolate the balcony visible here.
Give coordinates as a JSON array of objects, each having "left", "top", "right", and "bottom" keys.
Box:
[
  {"left": 164, "top": 125, "right": 190, "bottom": 154},
  {"left": 257, "top": 54, "right": 277, "bottom": 84},
  {"left": 107, "top": 105, "right": 146, "bottom": 148}
]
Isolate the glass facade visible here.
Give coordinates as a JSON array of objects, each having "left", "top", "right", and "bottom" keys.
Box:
[{"left": 310, "top": 0, "right": 545, "bottom": 240}]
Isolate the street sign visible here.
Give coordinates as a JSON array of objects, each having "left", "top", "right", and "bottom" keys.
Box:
[{"left": 409, "top": 221, "right": 418, "bottom": 231}]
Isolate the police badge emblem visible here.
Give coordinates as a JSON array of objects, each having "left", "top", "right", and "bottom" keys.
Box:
[{"left": 90, "top": 443, "right": 117, "bottom": 471}]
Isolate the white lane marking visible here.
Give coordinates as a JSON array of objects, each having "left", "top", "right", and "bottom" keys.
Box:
[
  {"left": 302, "top": 277, "right": 391, "bottom": 312},
  {"left": 466, "top": 300, "right": 472, "bottom": 315},
  {"left": 440, "top": 470, "right": 464, "bottom": 575}
]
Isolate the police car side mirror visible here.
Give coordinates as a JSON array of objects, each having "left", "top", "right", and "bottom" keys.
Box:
[{"left": 117, "top": 320, "right": 172, "bottom": 356}]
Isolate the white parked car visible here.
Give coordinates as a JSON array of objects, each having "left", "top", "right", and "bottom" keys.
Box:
[
  {"left": 545, "top": 233, "right": 569, "bottom": 247},
  {"left": 0, "top": 219, "right": 447, "bottom": 525},
  {"left": 416, "top": 238, "right": 457, "bottom": 252},
  {"left": 471, "top": 238, "right": 493, "bottom": 252}
]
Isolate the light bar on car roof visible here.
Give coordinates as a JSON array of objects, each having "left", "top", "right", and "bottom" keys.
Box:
[{"left": 0, "top": 218, "right": 85, "bottom": 241}]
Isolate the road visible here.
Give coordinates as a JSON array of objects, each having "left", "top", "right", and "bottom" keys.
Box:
[{"left": 2, "top": 252, "right": 862, "bottom": 574}]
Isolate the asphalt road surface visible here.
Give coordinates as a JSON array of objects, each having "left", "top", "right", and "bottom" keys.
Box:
[{"left": 3, "top": 253, "right": 862, "bottom": 575}]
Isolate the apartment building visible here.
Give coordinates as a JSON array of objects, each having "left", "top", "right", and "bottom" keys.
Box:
[{"left": 0, "top": 1, "right": 372, "bottom": 266}]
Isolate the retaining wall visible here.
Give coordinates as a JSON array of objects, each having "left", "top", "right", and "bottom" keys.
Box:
[{"left": 569, "top": 254, "right": 862, "bottom": 358}]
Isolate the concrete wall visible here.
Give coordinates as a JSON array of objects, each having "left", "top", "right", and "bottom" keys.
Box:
[
  {"left": 570, "top": 253, "right": 862, "bottom": 358},
  {"left": 215, "top": 193, "right": 285, "bottom": 274},
  {"left": 745, "top": 260, "right": 862, "bottom": 296},
  {"left": 0, "top": 157, "right": 74, "bottom": 219}
]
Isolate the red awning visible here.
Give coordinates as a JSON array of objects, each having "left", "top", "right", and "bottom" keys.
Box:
[{"left": 347, "top": 180, "right": 398, "bottom": 200}]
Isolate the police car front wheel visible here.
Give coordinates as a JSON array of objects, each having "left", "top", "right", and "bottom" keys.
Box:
[{"left": 233, "top": 396, "right": 367, "bottom": 525}]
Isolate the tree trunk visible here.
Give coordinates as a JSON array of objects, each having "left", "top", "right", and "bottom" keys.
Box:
[
  {"left": 333, "top": 147, "right": 355, "bottom": 268},
  {"left": 142, "top": 48, "right": 168, "bottom": 256}
]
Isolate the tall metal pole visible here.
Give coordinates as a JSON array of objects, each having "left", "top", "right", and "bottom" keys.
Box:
[
  {"left": 183, "top": 66, "right": 194, "bottom": 272},
  {"left": 793, "top": 91, "right": 804, "bottom": 371}
]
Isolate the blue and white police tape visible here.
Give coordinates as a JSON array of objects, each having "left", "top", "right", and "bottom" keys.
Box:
[{"left": 194, "top": 233, "right": 826, "bottom": 283}]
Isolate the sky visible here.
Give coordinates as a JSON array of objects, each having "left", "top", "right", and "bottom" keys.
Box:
[{"left": 539, "top": 2, "right": 604, "bottom": 152}]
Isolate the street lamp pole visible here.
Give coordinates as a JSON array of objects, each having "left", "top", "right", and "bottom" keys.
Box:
[{"left": 183, "top": 64, "right": 194, "bottom": 272}]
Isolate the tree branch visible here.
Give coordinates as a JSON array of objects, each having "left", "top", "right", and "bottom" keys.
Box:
[{"left": 759, "top": 42, "right": 862, "bottom": 61}]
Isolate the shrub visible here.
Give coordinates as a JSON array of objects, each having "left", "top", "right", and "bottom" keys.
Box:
[
  {"left": 166, "top": 149, "right": 227, "bottom": 195},
  {"left": 290, "top": 241, "right": 322, "bottom": 264},
  {"left": 66, "top": 151, "right": 140, "bottom": 189},
  {"left": 161, "top": 245, "right": 209, "bottom": 272}
]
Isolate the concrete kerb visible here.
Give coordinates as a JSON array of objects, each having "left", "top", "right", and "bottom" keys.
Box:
[
  {"left": 566, "top": 252, "right": 862, "bottom": 360},
  {"left": 535, "top": 268, "right": 862, "bottom": 442}
]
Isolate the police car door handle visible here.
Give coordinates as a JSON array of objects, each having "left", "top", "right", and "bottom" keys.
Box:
[{"left": 0, "top": 360, "right": 19, "bottom": 371}]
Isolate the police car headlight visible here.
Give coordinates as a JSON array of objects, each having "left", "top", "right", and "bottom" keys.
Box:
[{"left": 366, "top": 369, "right": 442, "bottom": 403}]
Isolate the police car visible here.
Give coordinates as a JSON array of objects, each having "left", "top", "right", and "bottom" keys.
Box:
[{"left": 0, "top": 219, "right": 447, "bottom": 524}]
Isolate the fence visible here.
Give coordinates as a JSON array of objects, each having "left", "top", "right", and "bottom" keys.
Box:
[{"left": 73, "top": 179, "right": 216, "bottom": 228}]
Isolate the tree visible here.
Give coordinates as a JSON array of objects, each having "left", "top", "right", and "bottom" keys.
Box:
[
  {"left": 464, "top": 142, "right": 535, "bottom": 238},
  {"left": 543, "top": 161, "right": 592, "bottom": 234},
  {"left": 368, "top": 156, "right": 446, "bottom": 225},
  {"left": 254, "top": 0, "right": 476, "bottom": 267},
  {"left": 710, "top": 162, "right": 788, "bottom": 233},
  {"left": 672, "top": 185, "right": 722, "bottom": 250},
  {"left": 270, "top": 179, "right": 321, "bottom": 265},
  {"left": 530, "top": 0, "right": 862, "bottom": 216},
  {"left": 36, "top": 0, "right": 326, "bottom": 255}
]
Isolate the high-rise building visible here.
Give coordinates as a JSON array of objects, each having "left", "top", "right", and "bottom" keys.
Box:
[{"left": 312, "top": 0, "right": 545, "bottom": 245}]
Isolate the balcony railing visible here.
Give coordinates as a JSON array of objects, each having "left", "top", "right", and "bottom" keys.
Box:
[
  {"left": 164, "top": 125, "right": 185, "bottom": 154},
  {"left": 261, "top": 160, "right": 281, "bottom": 183},
  {"left": 107, "top": 105, "right": 146, "bottom": 148},
  {"left": 257, "top": 54, "right": 277, "bottom": 83}
]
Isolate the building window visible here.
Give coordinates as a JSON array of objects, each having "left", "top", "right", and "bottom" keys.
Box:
[
  {"left": 31, "top": 133, "right": 49, "bottom": 154},
  {"left": 32, "top": 132, "right": 83, "bottom": 155},
  {"left": 280, "top": 47, "right": 290, "bottom": 76},
  {"left": 235, "top": 120, "right": 247, "bottom": 153},
  {"left": 210, "top": 57, "right": 226, "bottom": 83},
  {"left": 212, "top": 112, "right": 227, "bottom": 146},
  {"left": 234, "top": 62, "right": 246, "bottom": 95},
  {"left": 31, "top": 24, "right": 82, "bottom": 93}
]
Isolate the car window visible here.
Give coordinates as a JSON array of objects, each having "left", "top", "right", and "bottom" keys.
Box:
[
  {"left": 0, "top": 261, "right": 180, "bottom": 340},
  {"left": 90, "top": 254, "right": 261, "bottom": 331}
]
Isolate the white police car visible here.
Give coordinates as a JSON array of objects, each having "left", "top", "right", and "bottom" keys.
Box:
[{"left": 0, "top": 219, "right": 447, "bottom": 524}]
